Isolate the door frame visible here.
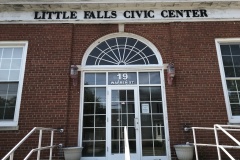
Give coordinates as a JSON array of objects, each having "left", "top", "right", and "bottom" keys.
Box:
[{"left": 79, "top": 70, "right": 171, "bottom": 160}]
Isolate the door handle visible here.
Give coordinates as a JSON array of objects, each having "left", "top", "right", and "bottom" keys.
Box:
[{"left": 134, "top": 118, "right": 138, "bottom": 130}]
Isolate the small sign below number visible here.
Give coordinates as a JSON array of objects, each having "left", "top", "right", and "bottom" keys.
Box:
[{"left": 142, "top": 103, "right": 150, "bottom": 113}]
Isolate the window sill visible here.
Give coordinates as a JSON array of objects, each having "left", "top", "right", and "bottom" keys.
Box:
[
  {"left": 0, "top": 126, "right": 19, "bottom": 131},
  {"left": 227, "top": 122, "right": 240, "bottom": 125}
]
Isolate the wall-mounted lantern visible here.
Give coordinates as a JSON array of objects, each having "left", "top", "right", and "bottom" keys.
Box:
[
  {"left": 167, "top": 63, "right": 175, "bottom": 85},
  {"left": 70, "top": 65, "right": 78, "bottom": 86}
]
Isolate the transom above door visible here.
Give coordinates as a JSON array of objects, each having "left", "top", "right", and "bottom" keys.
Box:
[{"left": 81, "top": 71, "right": 168, "bottom": 160}]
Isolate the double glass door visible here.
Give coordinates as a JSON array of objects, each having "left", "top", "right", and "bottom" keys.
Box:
[{"left": 107, "top": 87, "right": 140, "bottom": 160}]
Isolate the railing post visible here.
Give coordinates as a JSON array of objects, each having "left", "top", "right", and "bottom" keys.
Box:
[
  {"left": 214, "top": 125, "right": 221, "bottom": 160},
  {"left": 192, "top": 128, "right": 199, "bottom": 160},
  {"left": 10, "top": 153, "right": 14, "bottom": 160},
  {"left": 49, "top": 130, "right": 54, "bottom": 160},
  {"left": 2, "top": 127, "right": 63, "bottom": 160},
  {"left": 124, "top": 126, "right": 130, "bottom": 160},
  {"left": 37, "top": 129, "right": 43, "bottom": 160}
]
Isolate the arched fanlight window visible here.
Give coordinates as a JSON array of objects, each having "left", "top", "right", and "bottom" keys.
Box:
[{"left": 86, "top": 37, "right": 159, "bottom": 65}]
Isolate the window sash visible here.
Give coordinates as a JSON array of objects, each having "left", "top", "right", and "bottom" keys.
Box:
[
  {"left": 0, "top": 42, "right": 28, "bottom": 127},
  {"left": 216, "top": 39, "right": 240, "bottom": 123}
]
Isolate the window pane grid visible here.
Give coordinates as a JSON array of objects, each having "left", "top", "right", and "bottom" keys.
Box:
[
  {"left": 0, "top": 44, "right": 26, "bottom": 125},
  {"left": 139, "top": 85, "right": 165, "bottom": 156},
  {"left": 226, "top": 79, "right": 240, "bottom": 115},
  {"left": 138, "top": 72, "right": 161, "bottom": 85},
  {"left": 0, "top": 48, "right": 22, "bottom": 82},
  {"left": 83, "top": 85, "right": 106, "bottom": 157},
  {"left": 84, "top": 73, "right": 106, "bottom": 85},
  {"left": 221, "top": 45, "right": 240, "bottom": 77},
  {"left": 220, "top": 44, "right": 240, "bottom": 117}
]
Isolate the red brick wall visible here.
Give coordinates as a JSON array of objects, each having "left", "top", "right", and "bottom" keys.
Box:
[
  {"left": 0, "top": 24, "right": 73, "bottom": 159},
  {"left": 0, "top": 22, "right": 239, "bottom": 159}
]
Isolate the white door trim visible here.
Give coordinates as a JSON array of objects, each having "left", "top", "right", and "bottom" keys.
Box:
[{"left": 79, "top": 70, "right": 171, "bottom": 160}]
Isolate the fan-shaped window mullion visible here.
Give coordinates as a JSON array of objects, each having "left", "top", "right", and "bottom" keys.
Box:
[
  {"left": 123, "top": 42, "right": 138, "bottom": 64},
  {"left": 86, "top": 37, "right": 159, "bottom": 66},
  {"left": 115, "top": 38, "right": 122, "bottom": 62},
  {"left": 125, "top": 46, "right": 148, "bottom": 64},
  {"left": 98, "top": 49, "right": 118, "bottom": 65},
  {"left": 104, "top": 41, "right": 120, "bottom": 62},
  {"left": 96, "top": 47, "right": 117, "bottom": 65},
  {"left": 122, "top": 38, "right": 128, "bottom": 62}
]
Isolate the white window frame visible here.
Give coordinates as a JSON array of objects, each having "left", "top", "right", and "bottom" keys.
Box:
[
  {"left": 0, "top": 41, "right": 28, "bottom": 128},
  {"left": 215, "top": 38, "right": 240, "bottom": 123},
  {"left": 81, "top": 32, "right": 163, "bottom": 71}
]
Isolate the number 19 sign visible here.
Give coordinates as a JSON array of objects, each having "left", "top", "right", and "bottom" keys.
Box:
[{"left": 108, "top": 72, "right": 137, "bottom": 85}]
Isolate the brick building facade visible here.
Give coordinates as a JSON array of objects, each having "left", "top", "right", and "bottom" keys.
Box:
[{"left": 0, "top": 1, "right": 240, "bottom": 160}]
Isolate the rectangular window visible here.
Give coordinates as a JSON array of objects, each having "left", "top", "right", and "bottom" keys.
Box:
[
  {"left": 216, "top": 39, "right": 240, "bottom": 123},
  {"left": 0, "top": 42, "right": 28, "bottom": 127}
]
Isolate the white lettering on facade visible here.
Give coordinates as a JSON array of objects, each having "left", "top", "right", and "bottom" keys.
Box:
[{"left": 110, "top": 80, "right": 135, "bottom": 85}]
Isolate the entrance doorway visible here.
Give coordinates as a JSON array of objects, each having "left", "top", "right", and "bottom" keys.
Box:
[
  {"left": 80, "top": 33, "right": 170, "bottom": 160},
  {"left": 81, "top": 71, "right": 167, "bottom": 160}
]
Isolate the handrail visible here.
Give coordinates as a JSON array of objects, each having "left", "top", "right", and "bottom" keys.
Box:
[
  {"left": 214, "top": 125, "right": 240, "bottom": 146},
  {"left": 191, "top": 124, "right": 240, "bottom": 160},
  {"left": 2, "top": 127, "right": 63, "bottom": 160},
  {"left": 124, "top": 126, "right": 130, "bottom": 160},
  {"left": 24, "top": 145, "right": 57, "bottom": 160},
  {"left": 214, "top": 124, "right": 240, "bottom": 160},
  {"left": 219, "top": 146, "right": 235, "bottom": 160}
]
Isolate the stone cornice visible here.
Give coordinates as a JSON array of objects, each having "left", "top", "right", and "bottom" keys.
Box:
[{"left": 0, "top": 0, "right": 240, "bottom": 11}]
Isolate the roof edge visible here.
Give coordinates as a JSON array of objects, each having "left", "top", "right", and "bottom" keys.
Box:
[{"left": 0, "top": 0, "right": 239, "bottom": 5}]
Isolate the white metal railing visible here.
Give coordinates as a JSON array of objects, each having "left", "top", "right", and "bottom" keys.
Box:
[
  {"left": 124, "top": 126, "right": 131, "bottom": 160},
  {"left": 2, "top": 127, "right": 63, "bottom": 160},
  {"left": 191, "top": 124, "right": 240, "bottom": 160}
]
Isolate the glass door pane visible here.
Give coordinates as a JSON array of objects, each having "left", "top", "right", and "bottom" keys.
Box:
[
  {"left": 109, "top": 87, "right": 140, "bottom": 160},
  {"left": 111, "top": 89, "right": 136, "bottom": 154}
]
